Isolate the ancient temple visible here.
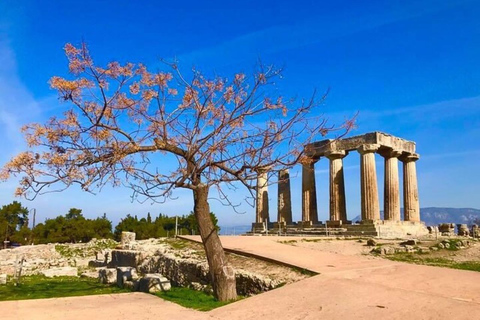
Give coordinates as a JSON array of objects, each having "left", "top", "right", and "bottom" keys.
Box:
[{"left": 251, "top": 132, "right": 428, "bottom": 238}]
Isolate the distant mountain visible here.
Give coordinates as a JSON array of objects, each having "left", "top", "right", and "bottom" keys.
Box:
[{"left": 351, "top": 207, "right": 480, "bottom": 226}]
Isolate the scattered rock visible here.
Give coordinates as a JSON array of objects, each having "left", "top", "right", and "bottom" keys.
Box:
[
  {"left": 41, "top": 267, "right": 78, "bottom": 278},
  {"left": 366, "top": 239, "right": 377, "bottom": 246},
  {"left": 404, "top": 245, "right": 415, "bottom": 253},
  {"left": 99, "top": 268, "right": 117, "bottom": 284},
  {"left": 457, "top": 224, "right": 469, "bottom": 236},
  {"left": 400, "top": 239, "right": 418, "bottom": 246},
  {"left": 380, "top": 246, "right": 396, "bottom": 255},
  {"left": 117, "top": 266, "right": 138, "bottom": 288},
  {"left": 138, "top": 273, "right": 171, "bottom": 293}
]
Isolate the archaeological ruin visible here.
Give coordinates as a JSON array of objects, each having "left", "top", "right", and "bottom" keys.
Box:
[{"left": 251, "top": 132, "right": 428, "bottom": 238}]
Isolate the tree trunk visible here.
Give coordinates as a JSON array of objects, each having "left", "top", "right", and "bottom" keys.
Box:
[{"left": 193, "top": 185, "right": 237, "bottom": 301}]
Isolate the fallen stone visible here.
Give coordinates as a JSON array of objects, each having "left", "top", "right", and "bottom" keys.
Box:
[
  {"left": 0, "top": 274, "right": 6, "bottom": 285},
  {"left": 88, "top": 260, "right": 106, "bottom": 268},
  {"left": 404, "top": 245, "right": 415, "bottom": 253},
  {"left": 380, "top": 246, "right": 395, "bottom": 255},
  {"left": 418, "top": 247, "right": 430, "bottom": 253},
  {"left": 400, "top": 239, "right": 418, "bottom": 246},
  {"left": 41, "top": 267, "right": 78, "bottom": 278},
  {"left": 99, "top": 268, "right": 117, "bottom": 284},
  {"left": 138, "top": 273, "right": 171, "bottom": 293},
  {"left": 366, "top": 239, "right": 377, "bottom": 246},
  {"left": 117, "top": 266, "right": 138, "bottom": 288},
  {"left": 109, "top": 250, "right": 144, "bottom": 268}
]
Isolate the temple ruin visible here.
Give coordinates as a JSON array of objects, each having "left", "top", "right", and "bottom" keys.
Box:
[{"left": 251, "top": 132, "right": 428, "bottom": 238}]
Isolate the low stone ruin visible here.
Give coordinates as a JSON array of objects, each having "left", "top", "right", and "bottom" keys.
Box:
[
  {"left": 438, "top": 223, "right": 455, "bottom": 236},
  {"left": 98, "top": 232, "right": 284, "bottom": 296},
  {"left": 472, "top": 225, "right": 480, "bottom": 238},
  {"left": 457, "top": 224, "right": 470, "bottom": 236}
]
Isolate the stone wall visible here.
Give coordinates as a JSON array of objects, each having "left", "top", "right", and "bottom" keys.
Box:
[{"left": 134, "top": 246, "right": 280, "bottom": 296}]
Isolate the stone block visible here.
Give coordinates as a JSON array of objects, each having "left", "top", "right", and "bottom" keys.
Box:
[
  {"left": 380, "top": 246, "right": 395, "bottom": 255},
  {"left": 117, "top": 266, "right": 138, "bottom": 288},
  {"left": 0, "top": 274, "right": 6, "bottom": 285},
  {"left": 120, "top": 231, "right": 136, "bottom": 250},
  {"left": 138, "top": 274, "right": 171, "bottom": 293},
  {"left": 400, "top": 239, "right": 418, "bottom": 246},
  {"left": 88, "top": 260, "right": 106, "bottom": 268},
  {"left": 109, "top": 250, "right": 144, "bottom": 267},
  {"left": 457, "top": 224, "right": 469, "bottom": 236},
  {"left": 41, "top": 267, "right": 78, "bottom": 278},
  {"left": 98, "top": 268, "right": 117, "bottom": 284},
  {"left": 366, "top": 238, "right": 377, "bottom": 246}
]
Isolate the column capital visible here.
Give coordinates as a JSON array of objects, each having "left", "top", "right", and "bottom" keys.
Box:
[
  {"left": 300, "top": 156, "right": 319, "bottom": 166},
  {"left": 325, "top": 150, "right": 348, "bottom": 160},
  {"left": 357, "top": 144, "right": 380, "bottom": 155},
  {"left": 255, "top": 166, "right": 271, "bottom": 174},
  {"left": 399, "top": 153, "right": 420, "bottom": 163},
  {"left": 378, "top": 147, "right": 402, "bottom": 159}
]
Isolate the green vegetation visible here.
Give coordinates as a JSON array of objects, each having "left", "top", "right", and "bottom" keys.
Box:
[
  {"left": 55, "top": 239, "right": 117, "bottom": 258},
  {"left": 385, "top": 253, "right": 480, "bottom": 272},
  {"left": 0, "top": 275, "right": 129, "bottom": 301},
  {"left": 278, "top": 239, "right": 297, "bottom": 245},
  {"left": 113, "top": 211, "right": 219, "bottom": 241},
  {"left": 0, "top": 200, "right": 220, "bottom": 245},
  {"left": 0, "top": 201, "right": 28, "bottom": 244},
  {"left": 155, "top": 286, "right": 240, "bottom": 311}
]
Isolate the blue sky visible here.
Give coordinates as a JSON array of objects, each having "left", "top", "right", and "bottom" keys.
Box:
[{"left": 0, "top": 0, "right": 479, "bottom": 229}]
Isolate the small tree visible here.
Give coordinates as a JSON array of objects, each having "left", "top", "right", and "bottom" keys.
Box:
[
  {"left": 1, "top": 43, "right": 353, "bottom": 300},
  {"left": 0, "top": 201, "right": 29, "bottom": 244}
]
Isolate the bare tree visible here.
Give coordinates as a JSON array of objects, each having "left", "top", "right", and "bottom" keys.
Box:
[{"left": 1, "top": 43, "right": 354, "bottom": 300}]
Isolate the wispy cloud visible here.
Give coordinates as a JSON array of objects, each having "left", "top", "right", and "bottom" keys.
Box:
[
  {"left": 176, "top": 1, "right": 471, "bottom": 67},
  {"left": 0, "top": 38, "right": 43, "bottom": 158}
]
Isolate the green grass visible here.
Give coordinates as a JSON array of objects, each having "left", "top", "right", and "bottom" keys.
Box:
[
  {"left": 156, "top": 286, "right": 241, "bottom": 311},
  {"left": 0, "top": 275, "right": 130, "bottom": 301},
  {"left": 385, "top": 253, "right": 480, "bottom": 272}
]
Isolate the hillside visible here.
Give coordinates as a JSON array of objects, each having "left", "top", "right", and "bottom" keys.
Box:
[{"left": 351, "top": 207, "right": 480, "bottom": 226}]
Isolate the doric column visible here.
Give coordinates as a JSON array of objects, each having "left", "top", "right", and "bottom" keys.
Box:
[
  {"left": 379, "top": 148, "right": 401, "bottom": 221},
  {"left": 325, "top": 151, "right": 348, "bottom": 222},
  {"left": 255, "top": 169, "right": 269, "bottom": 224},
  {"left": 277, "top": 169, "right": 292, "bottom": 224},
  {"left": 302, "top": 159, "right": 318, "bottom": 224},
  {"left": 400, "top": 153, "right": 420, "bottom": 222},
  {"left": 357, "top": 144, "right": 380, "bottom": 221}
]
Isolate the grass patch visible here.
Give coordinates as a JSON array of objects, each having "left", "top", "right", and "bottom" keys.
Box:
[
  {"left": 55, "top": 239, "right": 117, "bottom": 258},
  {"left": 156, "top": 286, "right": 241, "bottom": 311},
  {"left": 278, "top": 240, "right": 297, "bottom": 245},
  {"left": 0, "top": 275, "right": 129, "bottom": 301},
  {"left": 164, "top": 238, "right": 192, "bottom": 250},
  {"left": 385, "top": 253, "right": 480, "bottom": 272}
]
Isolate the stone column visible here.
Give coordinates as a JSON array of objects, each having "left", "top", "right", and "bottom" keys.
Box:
[
  {"left": 325, "top": 151, "right": 348, "bottom": 223},
  {"left": 400, "top": 153, "right": 420, "bottom": 222},
  {"left": 357, "top": 144, "right": 380, "bottom": 221},
  {"left": 302, "top": 159, "right": 318, "bottom": 224},
  {"left": 256, "top": 170, "right": 269, "bottom": 224},
  {"left": 379, "top": 148, "right": 401, "bottom": 221},
  {"left": 277, "top": 169, "right": 292, "bottom": 224}
]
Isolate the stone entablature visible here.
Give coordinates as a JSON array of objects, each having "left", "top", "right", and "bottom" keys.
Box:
[
  {"left": 252, "top": 132, "right": 424, "bottom": 236},
  {"left": 305, "top": 132, "right": 416, "bottom": 157}
]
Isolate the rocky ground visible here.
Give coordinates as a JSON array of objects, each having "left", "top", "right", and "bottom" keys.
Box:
[
  {"left": 0, "top": 237, "right": 308, "bottom": 293},
  {"left": 279, "top": 236, "right": 480, "bottom": 264}
]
